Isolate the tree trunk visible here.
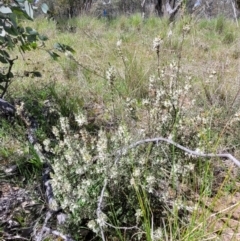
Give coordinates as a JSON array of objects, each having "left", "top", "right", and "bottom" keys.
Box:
[
  {"left": 155, "top": 0, "right": 162, "bottom": 16},
  {"left": 155, "top": 0, "right": 182, "bottom": 18},
  {"left": 236, "top": 0, "right": 240, "bottom": 9}
]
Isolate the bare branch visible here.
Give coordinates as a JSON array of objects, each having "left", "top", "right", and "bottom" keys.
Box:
[
  {"left": 115, "top": 137, "right": 240, "bottom": 167},
  {"left": 105, "top": 222, "right": 141, "bottom": 231}
]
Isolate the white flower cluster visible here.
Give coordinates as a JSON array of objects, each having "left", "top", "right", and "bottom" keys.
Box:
[
  {"left": 106, "top": 65, "right": 116, "bottom": 85},
  {"left": 153, "top": 36, "right": 162, "bottom": 52},
  {"left": 151, "top": 227, "right": 163, "bottom": 240},
  {"left": 96, "top": 211, "right": 108, "bottom": 227},
  {"left": 74, "top": 112, "right": 87, "bottom": 127},
  {"left": 44, "top": 34, "right": 216, "bottom": 236}
]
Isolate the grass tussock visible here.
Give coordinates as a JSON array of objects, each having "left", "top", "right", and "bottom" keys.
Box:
[{"left": 1, "top": 14, "right": 240, "bottom": 240}]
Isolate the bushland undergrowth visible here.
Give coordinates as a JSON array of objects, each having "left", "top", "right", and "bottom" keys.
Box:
[{"left": 2, "top": 14, "right": 240, "bottom": 240}]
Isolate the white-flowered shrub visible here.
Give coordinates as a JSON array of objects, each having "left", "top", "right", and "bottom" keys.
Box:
[{"left": 43, "top": 30, "right": 219, "bottom": 239}]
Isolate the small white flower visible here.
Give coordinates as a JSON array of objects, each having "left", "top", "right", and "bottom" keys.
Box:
[
  {"left": 195, "top": 148, "right": 203, "bottom": 154},
  {"left": 135, "top": 209, "right": 143, "bottom": 223},
  {"left": 151, "top": 227, "right": 163, "bottom": 240},
  {"left": 133, "top": 168, "right": 141, "bottom": 177},
  {"left": 87, "top": 220, "right": 99, "bottom": 233},
  {"left": 153, "top": 36, "right": 162, "bottom": 50},
  {"left": 183, "top": 24, "right": 191, "bottom": 33},
  {"left": 186, "top": 163, "right": 195, "bottom": 171},
  {"left": 130, "top": 177, "right": 135, "bottom": 186},
  {"left": 60, "top": 117, "right": 69, "bottom": 134},
  {"left": 43, "top": 138, "right": 51, "bottom": 152},
  {"left": 116, "top": 39, "right": 122, "bottom": 47},
  {"left": 52, "top": 126, "right": 60, "bottom": 139},
  {"left": 75, "top": 112, "right": 87, "bottom": 127},
  {"left": 142, "top": 99, "right": 150, "bottom": 106},
  {"left": 146, "top": 175, "right": 155, "bottom": 185},
  {"left": 96, "top": 212, "right": 107, "bottom": 227},
  {"left": 106, "top": 66, "right": 115, "bottom": 82}
]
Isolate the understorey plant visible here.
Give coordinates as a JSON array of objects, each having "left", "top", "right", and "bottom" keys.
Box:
[
  {"left": 0, "top": 1, "right": 74, "bottom": 99},
  {"left": 41, "top": 19, "right": 240, "bottom": 241}
]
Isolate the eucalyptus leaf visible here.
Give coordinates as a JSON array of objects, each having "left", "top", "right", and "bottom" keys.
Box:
[
  {"left": 41, "top": 3, "right": 49, "bottom": 14},
  {"left": 54, "top": 43, "right": 64, "bottom": 52},
  {"left": 0, "top": 27, "right": 6, "bottom": 37},
  {"left": 27, "top": 34, "right": 37, "bottom": 42},
  {"left": 8, "top": 14, "right": 17, "bottom": 28},
  {"left": 0, "top": 55, "right": 8, "bottom": 64},
  {"left": 0, "top": 73, "right": 6, "bottom": 81},
  {"left": 30, "top": 42, "right": 37, "bottom": 49},
  {"left": 8, "top": 72, "right": 14, "bottom": 78},
  {"left": 16, "top": 0, "right": 25, "bottom": 3},
  {"left": 0, "top": 6, "right": 12, "bottom": 14},
  {"left": 0, "top": 50, "right": 10, "bottom": 58},
  {"left": 11, "top": 6, "right": 33, "bottom": 21},
  {"left": 24, "top": 0, "right": 34, "bottom": 19},
  {"left": 54, "top": 43, "right": 75, "bottom": 53},
  {"left": 26, "top": 27, "right": 38, "bottom": 35},
  {"left": 38, "top": 35, "right": 48, "bottom": 41},
  {"left": 5, "top": 36, "right": 14, "bottom": 49},
  {"left": 4, "top": 26, "right": 18, "bottom": 36},
  {"left": 65, "top": 45, "right": 75, "bottom": 53},
  {"left": 20, "top": 44, "right": 31, "bottom": 52},
  {"left": 47, "top": 50, "right": 60, "bottom": 60}
]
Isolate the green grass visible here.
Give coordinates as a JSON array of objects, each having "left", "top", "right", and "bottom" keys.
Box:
[{"left": 2, "top": 14, "right": 240, "bottom": 240}]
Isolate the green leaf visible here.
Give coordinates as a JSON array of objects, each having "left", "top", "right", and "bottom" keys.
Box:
[
  {"left": 65, "top": 45, "right": 75, "bottom": 54},
  {"left": 53, "top": 43, "right": 64, "bottom": 52},
  {"left": 54, "top": 43, "right": 75, "bottom": 53},
  {"left": 4, "top": 26, "right": 18, "bottom": 36},
  {"left": 0, "top": 73, "right": 6, "bottom": 81},
  {"left": 18, "top": 26, "right": 25, "bottom": 34},
  {"left": 0, "top": 55, "right": 8, "bottom": 64},
  {"left": 0, "top": 36, "right": 6, "bottom": 44},
  {"left": 11, "top": 6, "right": 33, "bottom": 21},
  {"left": 0, "top": 51, "right": 10, "bottom": 64},
  {"left": 27, "top": 34, "right": 37, "bottom": 42},
  {"left": 24, "top": 0, "right": 34, "bottom": 19},
  {"left": 26, "top": 27, "right": 38, "bottom": 35},
  {"left": 20, "top": 44, "right": 31, "bottom": 52},
  {"left": 0, "top": 6, "right": 12, "bottom": 14},
  {"left": 41, "top": 3, "right": 49, "bottom": 14},
  {"left": 0, "top": 85, "right": 5, "bottom": 90},
  {"left": 38, "top": 35, "right": 48, "bottom": 41},
  {"left": 47, "top": 50, "right": 60, "bottom": 60},
  {"left": 16, "top": 0, "right": 25, "bottom": 3},
  {"left": 30, "top": 42, "right": 37, "bottom": 49},
  {"left": 0, "top": 13, "right": 7, "bottom": 19},
  {"left": 5, "top": 35, "right": 15, "bottom": 49},
  {"left": 8, "top": 72, "right": 14, "bottom": 78},
  {"left": 0, "top": 50, "right": 10, "bottom": 58},
  {"left": 0, "top": 27, "right": 6, "bottom": 37},
  {"left": 9, "top": 14, "right": 17, "bottom": 29},
  {"left": 18, "top": 35, "right": 25, "bottom": 46},
  {"left": 25, "top": 26, "right": 33, "bottom": 32}
]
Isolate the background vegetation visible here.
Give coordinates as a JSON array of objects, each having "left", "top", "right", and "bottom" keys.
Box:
[{"left": 1, "top": 1, "right": 240, "bottom": 241}]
